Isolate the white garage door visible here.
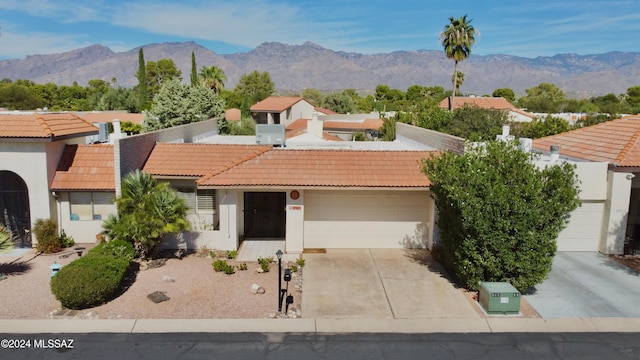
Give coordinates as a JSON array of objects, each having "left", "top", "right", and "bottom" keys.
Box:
[
  {"left": 556, "top": 201, "right": 604, "bottom": 251},
  {"left": 303, "top": 190, "right": 430, "bottom": 249}
]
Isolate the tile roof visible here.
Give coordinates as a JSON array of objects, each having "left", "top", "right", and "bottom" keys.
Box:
[
  {"left": 438, "top": 97, "right": 515, "bottom": 110},
  {"left": 143, "top": 143, "right": 272, "bottom": 177},
  {"left": 250, "top": 97, "right": 306, "bottom": 112},
  {"left": 285, "top": 128, "right": 344, "bottom": 141},
  {"left": 225, "top": 108, "right": 241, "bottom": 121},
  {"left": 75, "top": 111, "right": 145, "bottom": 125},
  {"left": 532, "top": 116, "right": 640, "bottom": 167},
  {"left": 197, "top": 149, "right": 434, "bottom": 188},
  {"left": 286, "top": 118, "right": 383, "bottom": 131},
  {"left": 0, "top": 112, "right": 98, "bottom": 139},
  {"left": 50, "top": 144, "right": 115, "bottom": 191},
  {"left": 315, "top": 106, "right": 338, "bottom": 115}
]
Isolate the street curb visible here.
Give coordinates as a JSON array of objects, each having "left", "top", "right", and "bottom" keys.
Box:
[{"left": 2, "top": 318, "right": 640, "bottom": 334}]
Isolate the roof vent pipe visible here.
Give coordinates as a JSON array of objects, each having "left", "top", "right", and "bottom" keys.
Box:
[{"left": 550, "top": 144, "right": 560, "bottom": 162}]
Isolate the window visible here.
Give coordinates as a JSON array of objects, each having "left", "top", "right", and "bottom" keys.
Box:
[
  {"left": 69, "top": 192, "right": 115, "bottom": 221},
  {"left": 176, "top": 188, "right": 216, "bottom": 214}
]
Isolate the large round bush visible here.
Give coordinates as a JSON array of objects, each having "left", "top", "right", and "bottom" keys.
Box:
[{"left": 50, "top": 242, "right": 133, "bottom": 309}]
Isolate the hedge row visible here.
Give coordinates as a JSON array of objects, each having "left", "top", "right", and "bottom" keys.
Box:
[{"left": 50, "top": 240, "right": 135, "bottom": 310}]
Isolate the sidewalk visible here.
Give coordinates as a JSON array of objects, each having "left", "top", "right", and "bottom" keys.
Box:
[{"left": 2, "top": 317, "right": 640, "bottom": 334}]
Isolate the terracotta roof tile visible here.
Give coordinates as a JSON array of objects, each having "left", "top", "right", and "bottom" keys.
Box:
[
  {"left": 438, "top": 96, "right": 515, "bottom": 110},
  {"left": 225, "top": 108, "right": 242, "bottom": 121},
  {"left": 286, "top": 118, "right": 383, "bottom": 131},
  {"left": 0, "top": 112, "right": 98, "bottom": 139},
  {"left": 51, "top": 144, "right": 115, "bottom": 191},
  {"left": 197, "top": 149, "right": 434, "bottom": 188},
  {"left": 143, "top": 143, "right": 272, "bottom": 177},
  {"left": 250, "top": 97, "right": 305, "bottom": 112},
  {"left": 75, "top": 111, "right": 145, "bottom": 125},
  {"left": 532, "top": 116, "right": 640, "bottom": 167}
]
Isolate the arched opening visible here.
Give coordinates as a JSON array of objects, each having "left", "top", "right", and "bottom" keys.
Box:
[{"left": 0, "top": 171, "right": 31, "bottom": 247}]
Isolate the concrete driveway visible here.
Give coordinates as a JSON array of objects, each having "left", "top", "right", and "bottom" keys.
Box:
[
  {"left": 301, "top": 249, "right": 479, "bottom": 319},
  {"left": 525, "top": 252, "right": 640, "bottom": 318}
]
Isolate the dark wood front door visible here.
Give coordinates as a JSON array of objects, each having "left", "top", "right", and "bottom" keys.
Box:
[{"left": 244, "top": 192, "right": 286, "bottom": 239}]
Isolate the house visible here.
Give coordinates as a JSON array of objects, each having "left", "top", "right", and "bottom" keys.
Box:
[
  {"left": 0, "top": 112, "right": 98, "bottom": 245},
  {"left": 286, "top": 112, "right": 384, "bottom": 141},
  {"left": 439, "top": 96, "right": 535, "bottom": 122},
  {"left": 74, "top": 111, "right": 145, "bottom": 126},
  {"left": 533, "top": 115, "right": 640, "bottom": 254},
  {"left": 2, "top": 107, "right": 501, "bottom": 257},
  {"left": 250, "top": 97, "right": 316, "bottom": 127}
]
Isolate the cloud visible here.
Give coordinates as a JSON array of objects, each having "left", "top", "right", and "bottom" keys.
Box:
[{"left": 0, "top": 29, "right": 94, "bottom": 59}]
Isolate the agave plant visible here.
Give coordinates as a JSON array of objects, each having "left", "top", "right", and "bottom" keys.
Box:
[{"left": 0, "top": 224, "right": 14, "bottom": 254}]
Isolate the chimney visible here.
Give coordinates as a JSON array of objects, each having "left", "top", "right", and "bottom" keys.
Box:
[
  {"left": 110, "top": 119, "right": 124, "bottom": 141},
  {"left": 550, "top": 144, "right": 560, "bottom": 162},
  {"left": 307, "top": 111, "right": 323, "bottom": 138}
]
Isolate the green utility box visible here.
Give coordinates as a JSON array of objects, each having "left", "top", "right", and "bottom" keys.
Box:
[{"left": 478, "top": 282, "right": 521, "bottom": 314}]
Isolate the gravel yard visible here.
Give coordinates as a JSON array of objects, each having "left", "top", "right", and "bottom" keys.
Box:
[{"left": 0, "top": 246, "right": 303, "bottom": 320}]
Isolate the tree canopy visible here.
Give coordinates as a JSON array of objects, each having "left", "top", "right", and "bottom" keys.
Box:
[
  {"left": 144, "top": 79, "right": 225, "bottom": 131},
  {"left": 440, "top": 15, "right": 477, "bottom": 98},
  {"left": 234, "top": 70, "right": 274, "bottom": 105},
  {"left": 422, "top": 140, "right": 580, "bottom": 292}
]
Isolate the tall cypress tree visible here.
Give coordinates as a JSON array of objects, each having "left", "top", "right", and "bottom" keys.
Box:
[
  {"left": 190, "top": 51, "right": 198, "bottom": 87},
  {"left": 136, "top": 48, "right": 148, "bottom": 110}
]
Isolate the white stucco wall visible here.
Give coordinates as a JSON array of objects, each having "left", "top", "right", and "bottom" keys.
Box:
[
  {"left": 285, "top": 189, "right": 304, "bottom": 254},
  {"left": 56, "top": 192, "right": 116, "bottom": 244},
  {"left": 601, "top": 170, "right": 633, "bottom": 254},
  {"left": 0, "top": 141, "right": 66, "bottom": 243}
]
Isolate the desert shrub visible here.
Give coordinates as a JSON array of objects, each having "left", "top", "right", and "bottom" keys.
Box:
[
  {"left": 33, "top": 218, "right": 61, "bottom": 254},
  {"left": 212, "top": 259, "right": 235, "bottom": 274},
  {"left": 290, "top": 264, "right": 298, "bottom": 273},
  {"left": 226, "top": 250, "right": 238, "bottom": 259},
  {"left": 296, "top": 258, "right": 305, "bottom": 268},
  {"left": 258, "top": 257, "right": 271, "bottom": 273},
  {"left": 238, "top": 263, "right": 248, "bottom": 271},
  {"left": 0, "top": 224, "right": 13, "bottom": 254},
  {"left": 50, "top": 255, "right": 130, "bottom": 309},
  {"left": 212, "top": 259, "right": 228, "bottom": 272},
  {"left": 58, "top": 230, "right": 75, "bottom": 248},
  {"left": 88, "top": 240, "right": 135, "bottom": 262}
]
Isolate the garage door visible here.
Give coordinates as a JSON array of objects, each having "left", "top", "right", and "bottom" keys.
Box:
[
  {"left": 303, "top": 190, "right": 430, "bottom": 249},
  {"left": 556, "top": 201, "right": 604, "bottom": 251}
]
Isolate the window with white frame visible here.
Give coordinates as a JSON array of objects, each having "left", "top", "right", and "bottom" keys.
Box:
[
  {"left": 69, "top": 192, "right": 115, "bottom": 221},
  {"left": 176, "top": 188, "right": 216, "bottom": 214}
]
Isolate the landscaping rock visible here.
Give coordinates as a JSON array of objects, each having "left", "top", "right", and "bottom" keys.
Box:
[
  {"left": 147, "top": 291, "right": 170, "bottom": 303},
  {"left": 162, "top": 276, "right": 176, "bottom": 282},
  {"left": 250, "top": 283, "right": 265, "bottom": 295}
]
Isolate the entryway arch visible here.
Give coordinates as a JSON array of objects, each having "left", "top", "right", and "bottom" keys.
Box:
[{"left": 0, "top": 170, "right": 31, "bottom": 247}]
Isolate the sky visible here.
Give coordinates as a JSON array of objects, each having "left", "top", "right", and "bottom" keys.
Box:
[{"left": 1, "top": 0, "right": 639, "bottom": 60}]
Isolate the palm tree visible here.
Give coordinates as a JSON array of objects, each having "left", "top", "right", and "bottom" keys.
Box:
[
  {"left": 199, "top": 65, "right": 227, "bottom": 94},
  {"left": 452, "top": 71, "right": 465, "bottom": 94},
  {"left": 0, "top": 224, "right": 13, "bottom": 254},
  {"left": 103, "top": 170, "right": 189, "bottom": 259},
  {"left": 440, "top": 15, "right": 477, "bottom": 108}
]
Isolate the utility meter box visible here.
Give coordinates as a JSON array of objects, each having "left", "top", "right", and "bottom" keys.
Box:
[{"left": 478, "top": 282, "right": 521, "bottom": 314}]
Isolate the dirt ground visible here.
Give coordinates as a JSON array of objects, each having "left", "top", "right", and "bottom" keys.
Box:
[{"left": 611, "top": 254, "right": 640, "bottom": 273}]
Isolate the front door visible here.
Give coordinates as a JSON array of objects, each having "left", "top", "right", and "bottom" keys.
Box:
[{"left": 244, "top": 192, "right": 286, "bottom": 238}]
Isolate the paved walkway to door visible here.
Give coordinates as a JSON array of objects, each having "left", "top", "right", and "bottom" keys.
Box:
[
  {"left": 302, "top": 249, "right": 480, "bottom": 319},
  {"left": 236, "top": 240, "right": 285, "bottom": 261}
]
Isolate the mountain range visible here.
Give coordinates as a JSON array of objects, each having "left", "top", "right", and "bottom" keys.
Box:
[{"left": 1, "top": 41, "right": 639, "bottom": 98}]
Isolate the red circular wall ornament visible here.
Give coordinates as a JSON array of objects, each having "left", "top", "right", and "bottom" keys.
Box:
[{"left": 290, "top": 190, "right": 300, "bottom": 200}]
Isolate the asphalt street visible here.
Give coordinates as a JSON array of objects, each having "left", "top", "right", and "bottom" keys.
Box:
[{"left": 2, "top": 332, "right": 640, "bottom": 360}]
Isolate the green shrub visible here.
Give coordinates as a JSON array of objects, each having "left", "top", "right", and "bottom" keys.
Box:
[
  {"left": 58, "top": 230, "right": 75, "bottom": 248},
  {"left": 88, "top": 240, "right": 135, "bottom": 262},
  {"left": 258, "top": 257, "right": 271, "bottom": 273},
  {"left": 223, "top": 264, "right": 235, "bottom": 275},
  {"left": 212, "top": 259, "right": 228, "bottom": 272},
  {"left": 290, "top": 264, "right": 298, "bottom": 273},
  {"left": 33, "top": 218, "right": 61, "bottom": 254},
  {"left": 226, "top": 250, "right": 238, "bottom": 259},
  {"left": 238, "top": 263, "right": 248, "bottom": 271},
  {"left": 0, "top": 224, "right": 13, "bottom": 254},
  {"left": 296, "top": 258, "right": 305, "bottom": 268},
  {"left": 50, "top": 255, "right": 130, "bottom": 309}
]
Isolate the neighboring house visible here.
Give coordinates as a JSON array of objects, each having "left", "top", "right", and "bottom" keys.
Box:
[
  {"left": 439, "top": 96, "right": 535, "bottom": 122},
  {"left": 0, "top": 112, "right": 98, "bottom": 245},
  {"left": 533, "top": 115, "right": 640, "bottom": 255},
  {"left": 74, "top": 111, "right": 145, "bottom": 126},
  {"left": 224, "top": 108, "right": 241, "bottom": 122},
  {"left": 250, "top": 97, "right": 316, "bottom": 127},
  {"left": 286, "top": 112, "right": 384, "bottom": 141}
]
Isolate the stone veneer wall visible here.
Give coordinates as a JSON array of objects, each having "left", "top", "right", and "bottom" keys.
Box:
[
  {"left": 113, "top": 119, "right": 218, "bottom": 196},
  {"left": 396, "top": 122, "right": 465, "bottom": 155}
]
